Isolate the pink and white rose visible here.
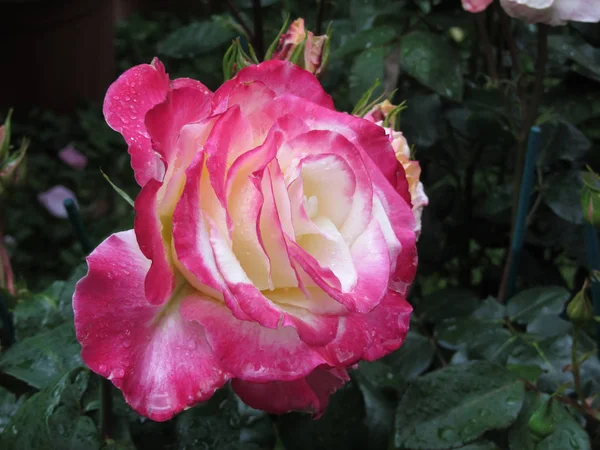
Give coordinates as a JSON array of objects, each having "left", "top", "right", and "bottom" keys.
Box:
[
  {"left": 73, "top": 59, "right": 418, "bottom": 421},
  {"left": 500, "top": 0, "right": 600, "bottom": 25}
]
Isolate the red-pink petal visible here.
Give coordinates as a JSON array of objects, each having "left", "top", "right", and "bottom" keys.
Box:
[
  {"left": 213, "top": 60, "right": 335, "bottom": 113},
  {"left": 73, "top": 230, "right": 229, "bottom": 421},
  {"left": 181, "top": 296, "right": 328, "bottom": 382},
  {"left": 231, "top": 366, "right": 349, "bottom": 417},
  {"left": 103, "top": 59, "right": 170, "bottom": 186}
]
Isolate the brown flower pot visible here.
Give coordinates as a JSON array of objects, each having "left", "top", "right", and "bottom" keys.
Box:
[{"left": 0, "top": 0, "right": 116, "bottom": 113}]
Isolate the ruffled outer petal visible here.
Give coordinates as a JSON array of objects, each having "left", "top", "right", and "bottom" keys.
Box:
[
  {"left": 73, "top": 231, "right": 229, "bottom": 421},
  {"left": 103, "top": 59, "right": 170, "bottom": 186},
  {"left": 231, "top": 367, "right": 349, "bottom": 417},
  {"left": 181, "top": 296, "right": 329, "bottom": 382},
  {"left": 213, "top": 60, "right": 335, "bottom": 114}
]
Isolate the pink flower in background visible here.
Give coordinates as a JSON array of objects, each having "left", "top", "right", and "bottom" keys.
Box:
[
  {"left": 500, "top": 0, "right": 600, "bottom": 25},
  {"left": 271, "top": 18, "right": 328, "bottom": 75},
  {"left": 38, "top": 185, "right": 78, "bottom": 219},
  {"left": 73, "top": 59, "right": 417, "bottom": 421},
  {"left": 363, "top": 100, "right": 429, "bottom": 238},
  {"left": 461, "top": 0, "right": 494, "bottom": 13},
  {"left": 59, "top": 144, "right": 88, "bottom": 170}
]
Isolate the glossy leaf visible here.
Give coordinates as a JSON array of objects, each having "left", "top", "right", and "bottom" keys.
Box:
[
  {"left": 394, "top": 361, "right": 525, "bottom": 449},
  {"left": 400, "top": 31, "right": 463, "bottom": 101}
]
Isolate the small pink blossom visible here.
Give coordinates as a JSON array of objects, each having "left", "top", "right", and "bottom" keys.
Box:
[
  {"left": 59, "top": 144, "right": 88, "bottom": 170},
  {"left": 38, "top": 185, "right": 78, "bottom": 219},
  {"left": 461, "top": 0, "right": 494, "bottom": 13}
]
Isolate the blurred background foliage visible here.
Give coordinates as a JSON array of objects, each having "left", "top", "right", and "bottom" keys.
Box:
[{"left": 1, "top": 0, "right": 600, "bottom": 449}]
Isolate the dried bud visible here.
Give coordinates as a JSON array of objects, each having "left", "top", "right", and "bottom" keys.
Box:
[{"left": 268, "top": 18, "right": 329, "bottom": 77}]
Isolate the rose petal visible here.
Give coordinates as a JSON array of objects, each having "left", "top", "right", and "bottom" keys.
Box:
[
  {"left": 231, "top": 366, "right": 349, "bottom": 417},
  {"left": 213, "top": 60, "right": 335, "bottom": 113},
  {"left": 103, "top": 59, "right": 170, "bottom": 186},
  {"left": 181, "top": 296, "right": 328, "bottom": 381},
  {"left": 58, "top": 145, "right": 88, "bottom": 170},
  {"left": 38, "top": 185, "right": 78, "bottom": 219},
  {"left": 73, "top": 230, "right": 229, "bottom": 421}
]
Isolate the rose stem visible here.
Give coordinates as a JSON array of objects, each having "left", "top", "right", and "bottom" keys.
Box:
[
  {"left": 497, "top": 127, "right": 541, "bottom": 302},
  {"left": 584, "top": 223, "right": 600, "bottom": 359},
  {"left": 64, "top": 199, "right": 113, "bottom": 440}
]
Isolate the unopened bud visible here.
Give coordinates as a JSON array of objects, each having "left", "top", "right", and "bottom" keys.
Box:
[
  {"left": 566, "top": 286, "right": 594, "bottom": 323},
  {"left": 528, "top": 397, "right": 556, "bottom": 442}
]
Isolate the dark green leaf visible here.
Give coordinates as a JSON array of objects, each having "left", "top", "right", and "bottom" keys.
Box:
[
  {"left": 278, "top": 381, "right": 368, "bottom": 450},
  {"left": 175, "top": 388, "right": 273, "bottom": 450},
  {"left": 384, "top": 331, "right": 434, "bottom": 380},
  {"left": 417, "top": 288, "right": 480, "bottom": 324},
  {"left": 506, "top": 365, "right": 544, "bottom": 383},
  {"left": 506, "top": 287, "right": 570, "bottom": 325},
  {"left": 349, "top": 47, "right": 387, "bottom": 104},
  {"left": 158, "top": 18, "right": 238, "bottom": 58},
  {"left": 358, "top": 377, "right": 397, "bottom": 450},
  {"left": 3, "top": 369, "right": 101, "bottom": 450},
  {"left": 0, "top": 386, "right": 24, "bottom": 434},
  {"left": 400, "top": 31, "right": 463, "bottom": 101},
  {"left": 508, "top": 392, "right": 591, "bottom": 450},
  {"left": 526, "top": 314, "right": 572, "bottom": 338},
  {"left": 457, "top": 442, "right": 500, "bottom": 450},
  {"left": 549, "top": 35, "right": 600, "bottom": 79},
  {"left": 543, "top": 170, "right": 584, "bottom": 224},
  {"left": 0, "top": 322, "right": 83, "bottom": 389},
  {"left": 400, "top": 94, "right": 444, "bottom": 148},
  {"left": 472, "top": 297, "right": 506, "bottom": 321},
  {"left": 394, "top": 361, "right": 525, "bottom": 449},
  {"left": 537, "top": 121, "right": 591, "bottom": 167},
  {"left": 335, "top": 27, "right": 397, "bottom": 58},
  {"left": 355, "top": 360, "right": 407, "bottom": 391}
]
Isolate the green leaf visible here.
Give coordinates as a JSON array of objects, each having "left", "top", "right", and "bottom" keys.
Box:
[
  {"left": 349, "top": 47, "right": 387, "bottom": 104},
  {"left": 472, "top": 297, "right": 506, "bottom": 320},
  {"left": 417, "top": 288, "right": 480, "bottom": 324},
  {"left": 548, "top": 35, "right": 600, "bottom": 79},
  {"left": 175, "top": 388, "right": 274, "bottom": 449},
  {"left": 358, "top": 377, "right": 397, "bottom": 450},
  {"left": 0, "top": 386, "right": 25, "bottom": 434},
  {"left": 101, "top": 170, "right": 134, "bottom": 207},
  {"left": 0, "top": 322, "right": 83, "bottom": 389},
  {"left": 394, "top": 361, "right": 525, "bottom": 449},
  {"left": 12, "top": 264, "right": 86, "bottom": 340},
  {"left": 543, "top": 170, "right": 584, "bottom": 224},
  {"left": 355, "top": 360, "right": 407, "bottom": 391},
  {"left": 508, "top": 391, "right": 591, "bottom": 450},
  {"left": 400, "top": 31, "right": 463, "bottom": 101},
  {"left": 158, "top": 18, "right": 238, "bottom": 58},
  {"left": 384, "top": 331, "right": 434, "bottom": 380},
  {"left": 506, "top": 286, "right": 570, "bottom": 325},
  {"left": 506, "top": 364, "right": 544, "bottom": 383},
  {"left": 537, "top": 121, "right": 591, "bottom": 167},
  {"left": 3, "top": 369, "right": 101, "bottom": 450},
  {"left": 400, "top": 93, "right": 444, "bottom": 148},
  {"left": 278, "top": 381, "right": 368, "bottom": 450},
  {"left": 526, "top": 314, "right": 572, "bottom": 338},
  {"left": 335, "top": 26, "right": 397, "bottom": 58},
  {"left": 457, "top": 442, "right": 500, "bottom": 450}
]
